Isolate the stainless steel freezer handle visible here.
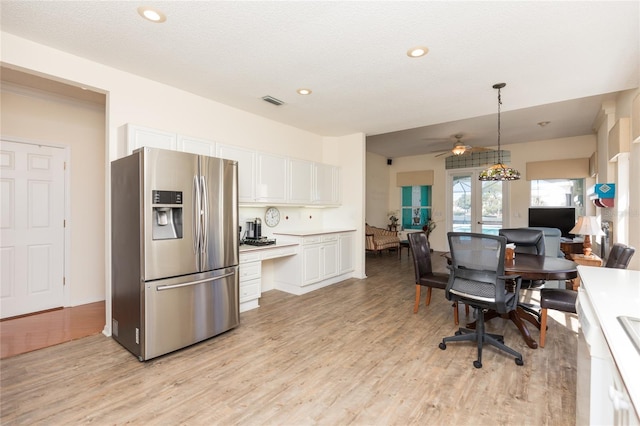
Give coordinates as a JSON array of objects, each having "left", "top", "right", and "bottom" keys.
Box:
[
  {"left": 200, "top": 175, "right": 209, "bottom": 253},
  {"left": 193, "top": 175, "right": 201, "bottom": 255},
  {"left": 156, "top": 271, "right": 236, "bottom": 291}
]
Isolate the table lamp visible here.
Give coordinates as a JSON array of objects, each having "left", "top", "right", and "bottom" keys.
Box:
[{"left": 570, "top": 216, "right": 604, "bottom": 257}]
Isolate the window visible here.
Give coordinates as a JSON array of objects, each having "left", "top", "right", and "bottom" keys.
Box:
[
  {"left": 401, "top": 185, "right": 431, "bottom": 230},
  {"left": 530, "top": 178, "right": 585, "bottom": 216}
]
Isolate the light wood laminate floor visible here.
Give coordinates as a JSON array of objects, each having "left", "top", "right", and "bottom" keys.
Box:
[{"left": 0, "top": 251, "right": 577, "bottom": 425}]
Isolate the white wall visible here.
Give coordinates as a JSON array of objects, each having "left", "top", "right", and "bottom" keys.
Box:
[
  {"left": 611, "top": 89, "right": 640, "bottom": 270},
  {"left": 1, "top": 32, "right": 367, "bottom": 331},
  {"left": 323, "top": 133, "right": 367, "bottom": 279},
  {"left": 365, "top": 151, "right": 390, "bottom": 228},
  {"left": 1, "top": 84, "right": 106, "bottom": 306}
]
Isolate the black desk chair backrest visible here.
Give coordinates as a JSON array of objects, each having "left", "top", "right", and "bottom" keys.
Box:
[
  {"left": 439, "top": 232, "right": 524, "bottom": 368},
  {"left": 498, "top": 228, "right": 546, "bottom": 256},
  {"left": 446, "top": 232, "right": 516, "bottom": 313},
  {"left": 605, "top": 243, "right": 636, "bottom": 269},
  {"left": 499, "top": 228, "right": 546, "bottom": 291}
]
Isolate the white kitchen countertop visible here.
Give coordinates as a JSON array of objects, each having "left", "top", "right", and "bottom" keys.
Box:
[
  {"left": 273, "top": 228, "right": 356, "bottom": 236},
  {"left": 578, "top": 265, "right": 640, "bottom": 414}
]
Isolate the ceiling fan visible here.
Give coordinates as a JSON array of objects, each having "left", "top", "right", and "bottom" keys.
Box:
[{"left": 434, "top": 134, "right": 491, "bottom": 157}]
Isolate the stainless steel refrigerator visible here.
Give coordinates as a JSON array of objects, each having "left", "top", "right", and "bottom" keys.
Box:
[{"left": 111, "top": 147, "right": 239, "bottom": 361}]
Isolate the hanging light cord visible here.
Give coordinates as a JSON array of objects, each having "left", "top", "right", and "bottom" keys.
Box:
[{"left": 496, "top": 86, "right": 502, "bottom": 165}]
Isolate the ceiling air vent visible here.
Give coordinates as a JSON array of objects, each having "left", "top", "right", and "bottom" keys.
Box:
[{"left": 261, "top": 95, "right": 285, "bottom": 106}]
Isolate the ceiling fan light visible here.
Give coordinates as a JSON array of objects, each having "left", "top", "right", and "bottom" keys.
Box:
[{"left": 451, "top": 145, "right": 467, "bottom": 155}]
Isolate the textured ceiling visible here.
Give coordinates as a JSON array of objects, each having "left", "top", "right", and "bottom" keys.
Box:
[{"left": 1, "top": 1, "right": 638, "bottom": 158}]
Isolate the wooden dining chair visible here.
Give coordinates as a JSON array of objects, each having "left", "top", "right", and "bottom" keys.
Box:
[{"left": 407, "top": 232, "right": 468, "bottom": 324}]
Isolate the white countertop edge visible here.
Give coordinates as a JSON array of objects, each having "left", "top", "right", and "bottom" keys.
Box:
[
  {"left": 273, "top": 228, "right": 356, "bottom": 236},
  {"left": 239, "top": 241, "right": 299, "bottom": 253},
  {"left": 577, "top": 265, "right": 640, "bottom": 415}
]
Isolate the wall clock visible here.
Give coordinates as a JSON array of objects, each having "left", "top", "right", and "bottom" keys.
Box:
[{"left": 265, "top": 206, "right": 280, "bottom": 227}]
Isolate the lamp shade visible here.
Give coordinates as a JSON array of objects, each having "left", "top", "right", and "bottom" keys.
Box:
[{"left": 570, "top": 216, "right": 605, "bottom": 237}]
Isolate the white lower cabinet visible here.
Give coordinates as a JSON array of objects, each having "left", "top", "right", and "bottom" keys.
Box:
[
  {"left": 239, "top": 252, "right": 262, "bottom": 313},
  {"left": 339, "top": 232, "right": 354, "bottom": 274},
  {"left": 273, "top": 231, "right": 354, "bottom": 295}
]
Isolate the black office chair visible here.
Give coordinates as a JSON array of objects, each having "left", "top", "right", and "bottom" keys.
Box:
[
  {"left": 539, "top": 243, "right": 636, "bottom": 347},
  {"left": 499, "top": 228, "right": 546, "bottom": 320},
  {"left": 439, "top": 232, "right": 524, "bottom": 368}
]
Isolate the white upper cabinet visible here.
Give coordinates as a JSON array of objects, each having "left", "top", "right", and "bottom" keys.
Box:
[
  {"left": 255, "top": 152, "right": 288, "bottom": 203},
  {"left": 216, "top": 144, "right": 256, "bottom": 203},
  {"left": 288, "top": 158, "right": 314, "bottom": 205},
  {"left": 124, "top": 124, "right": 340, "bottom": 206},
  {"left": 314, "top": 163, "right": 340, "bottom": 205},
  {"left": 177, "top": 135, "right": 216, "bottom": 156},
  {"left": 126, "top": 124, "right": 176, "bottom": 153}
]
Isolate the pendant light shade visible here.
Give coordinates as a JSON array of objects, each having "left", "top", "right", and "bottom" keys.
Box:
[{"left": 479, "top": 83, "right": 521, "bottom": 181}]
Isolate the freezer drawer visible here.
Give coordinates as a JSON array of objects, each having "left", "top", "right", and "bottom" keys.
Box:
[{"left": 143, "top": 267, "right": 239, "bottom": 360}]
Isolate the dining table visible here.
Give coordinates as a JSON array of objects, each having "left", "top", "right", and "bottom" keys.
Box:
[
  {"left": 443, "top": 252, "right": 578, "bottom": 349},
  {"left": 500, "top": 253, "right": 578, "bottom": 349}
]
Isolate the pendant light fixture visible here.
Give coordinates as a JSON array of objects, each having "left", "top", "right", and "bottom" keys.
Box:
[{"left": 479, "top": 83, "right": 521, "bottom": 181}]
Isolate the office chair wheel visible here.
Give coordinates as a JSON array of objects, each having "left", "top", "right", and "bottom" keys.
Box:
[
  {"left": 473, "top": 360, "right": 482, "bottom": 369},
  {"left": 439, "top": 342, "right": 446, "bottom": 350},
  {"left": 515, "top": 357, "right": 524, "bottom": 366}
]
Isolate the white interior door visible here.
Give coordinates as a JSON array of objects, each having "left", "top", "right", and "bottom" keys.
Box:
[
  {"left": 448, "top": 169, "right": 507, "bottom": 236},
  {"left": 1, "top": 141, "right": 65, "bottom": 318}
]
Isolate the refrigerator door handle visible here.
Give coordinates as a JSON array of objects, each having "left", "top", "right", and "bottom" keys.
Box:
[
  {"left": 200, "top": 175, "right": 208, "bottom": 254},
  {"left": 156, "top": 271, "right": 235, "bottom": 291},
  {"left": 193, "top": 175, "right": 201, "bottom": 255}
]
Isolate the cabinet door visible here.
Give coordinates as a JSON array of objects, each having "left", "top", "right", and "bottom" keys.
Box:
[
  {"left": 314, "top": 163, "right": 340, "bottom": 205},
  {"left": 126, "top": 124, "right": 176, "bottom": 154},
  {"left": 322, "top": 240, "right": 339, "bottom": 278},
  {"left": 288, "top": 158, "right": 314, "bottom": 204},
  {"left": 178, "top": 135, "right": 216, "bottom": 156},
  {"left": 256, "top": 152, "right": 287, "bottom": 203},
  {"left": 302, "top": 244, "right": 322, "bottom": 285},
  {"left": 339, "top": 233, "right": 355, "bottom": 274},
  {"left": 216, "top": 144, "right": 256, "bottom": 203}
]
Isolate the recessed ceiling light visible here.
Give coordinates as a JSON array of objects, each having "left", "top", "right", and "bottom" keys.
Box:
[
  {"left": 137, "top": 6, "right": 167, "bottom": 23},
  {"left": 297, "top": 88, "right": 312, "bottom": 95},
  {"left": 407, "top": 46, "right": 429, "bottom": 58}
]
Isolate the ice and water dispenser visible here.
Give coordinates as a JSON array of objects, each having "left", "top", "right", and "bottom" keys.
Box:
[{"left": 152, "top": 190, "right": 183, "bottom": 240}]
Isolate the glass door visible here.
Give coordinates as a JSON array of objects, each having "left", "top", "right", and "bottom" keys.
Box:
[{"left": 448, "top": 169, "right": 507, "bottom": 235}]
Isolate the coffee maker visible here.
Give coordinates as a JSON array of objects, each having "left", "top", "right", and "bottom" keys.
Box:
[{"left": 246, "top": 218, "right": 262, "bottom": 239}]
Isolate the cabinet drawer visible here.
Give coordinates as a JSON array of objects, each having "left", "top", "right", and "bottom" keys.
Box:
[
  {"left": 239, "top": 261, "right": 261, "bottom": 281},
  {"left": 240, "top": 252, "right": 261, "bottom": 263},
  {"left": 302, "top": 235, "right": 322, "bottom": 245},
  {"left": 239, "top": 279, "right": 261, "bottom": 302},
  {"left": 322, "top": 234, "right": 339, "bottom": 242},
  {"left": 261, "top": 245, "right": 297, "bottom": 260}
]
